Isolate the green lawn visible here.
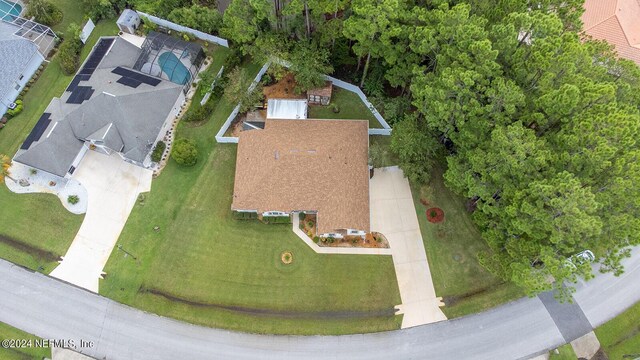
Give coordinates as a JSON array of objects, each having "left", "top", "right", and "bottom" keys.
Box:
[
  {"left": 0, "top": 322, "right": 50, "bottom": 360},
  {"left": 596, "top": 300, "right": 640, "bottom": 359},
  {"left": 549, "top": 344, "right": 577, "bottom": 359},
  {"left": 100, "top": 56, "right": 402, "bottom": 335},
  {"left": 50, "top": 0, "right": 86, "bottom": 33},
  {"left": 308, "top": 88, "right": 382, "bottom": 128},
  {"left": 0, "top": 20, "right": 119, "bottom": 271},
  {"left": 412, "top": 166, "right": 524, "bottom": 318}
]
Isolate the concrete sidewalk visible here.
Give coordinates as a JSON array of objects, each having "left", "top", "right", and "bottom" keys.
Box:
[
  {"left": 292, "top": 216, "right": 392, "bottom": 255},
  {"left": 50, "top": 151, "right": 152, "bottom": 292},
  {"left": 370, "top": 166, "right": 447, "bottom": 328}
]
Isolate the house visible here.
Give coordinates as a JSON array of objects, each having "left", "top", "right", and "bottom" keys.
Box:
[
  {"left": 307, "top": 81, "right": 333, "bottom": 105},
  {"left": 0, "top": 17, "right": 56, "bottom": 117},
  {"left": 582, "top": 0, "right": 640, "bottom": 65},
  {"left": 117, "top": 9, "right": 141, "bottom": 34},
  {"left": 266, "top": 99, "right": 308, "bottom": 119},
  {"left": 232, "top": 119, "right": 370, "bottom": 237},
  {"left": 13, "top": 33, "right": 205, "bottom": 178}
]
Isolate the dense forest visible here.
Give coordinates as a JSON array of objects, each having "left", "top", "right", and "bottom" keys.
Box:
[{"left": 79, "top": 0, "right": 640, "bottom": 297}]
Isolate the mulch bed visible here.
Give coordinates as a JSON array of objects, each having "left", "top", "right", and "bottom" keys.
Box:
[{"left": 426, "top": 207, "right": 445, "bottom": 223}]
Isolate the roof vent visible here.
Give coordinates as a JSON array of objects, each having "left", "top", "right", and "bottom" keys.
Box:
[{"left": 274, "top": 150, "right": 279, "bottom": 159}]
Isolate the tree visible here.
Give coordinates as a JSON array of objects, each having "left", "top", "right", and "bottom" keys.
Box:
[
  {"left": 343, "top": 0, "right": 401, "bottom": 87},
  {"left": 222, "top": 0, "right": 274, "bottom": 53},
  {"left": 81, "top": 0, "right": 116, "bottom": 21},
  {"left": 390, "top": 114, "right": 439, "bottom": 184},
  {"left": 167, "top": 5, "right": 223, "bottom": 35},
  {"left": 171, "top": 139, "right": 198, "bottom": 166},
  {"left": 25, "top": 0, "right": 62, "bottom": 26},
  {"left": 1, "top": 154, "right": 15, "bottom": 183},
  {"left": 223, "top": 67, "right": 264, "bottom": 113},
  {"left": 58, "top": 24, "right": 83, "bottom": 75},
  {"left": 289, "top": 41, "right": 334, "bottom": 93}
]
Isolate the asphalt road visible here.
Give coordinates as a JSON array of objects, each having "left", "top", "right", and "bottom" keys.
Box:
[{"left": 0, "top": 247, "right": 638, "bottom": 360}]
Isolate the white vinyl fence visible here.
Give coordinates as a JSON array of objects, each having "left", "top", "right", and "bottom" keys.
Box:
[
  {"left": 215, "top": 62, "right": 271, "bottom": 143},
  {"left": 136, "top": 11, "right": 229, "bottom": 47},
  {"left": 214, "top": 60, "right": 393, "bottom": 143},
  {"left": 201, "top": 66, "right": 224, "bottom": 106}
]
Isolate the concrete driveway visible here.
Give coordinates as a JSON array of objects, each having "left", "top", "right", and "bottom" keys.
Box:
[
  {"left": 50, "top": 151, "right": 152, "bottom": 292},
  {"left": 370, "top": 166, "right": 447, "bottom": 328}
]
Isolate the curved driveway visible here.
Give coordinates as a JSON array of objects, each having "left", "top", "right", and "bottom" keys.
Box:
[{"left": 1, "top": 248, "right": 639, "bottom": 360}]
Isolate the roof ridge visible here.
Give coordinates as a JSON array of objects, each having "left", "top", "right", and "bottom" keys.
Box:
[{"left": 583, "top": 13, "right": 617, "bottom": 32}]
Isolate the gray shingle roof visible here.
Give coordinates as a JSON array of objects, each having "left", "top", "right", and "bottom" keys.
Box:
[
  {"left": 14, "top": 120, "right": 84, "bottom": 176},
  {"left": 67, "top": 89, "right": 181, "bottom": 163},
  {"left": 14, "top": 37, "right": 183, "bottom": 176},
  {"left": 0, "top": 38, "right": 40, "bottom": 99}
]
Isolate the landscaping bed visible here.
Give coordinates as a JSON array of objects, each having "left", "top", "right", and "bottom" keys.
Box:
[{"left": 315, "top": 232, "right": 389, "bottom": 249}]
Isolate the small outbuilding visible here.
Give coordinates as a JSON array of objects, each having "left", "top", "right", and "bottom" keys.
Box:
[
  {"left": 307, "top": 81, "right": 333, "bottom": 105},
  {"left": 117, "top": 9, "right": 141, "bottom": 34}
]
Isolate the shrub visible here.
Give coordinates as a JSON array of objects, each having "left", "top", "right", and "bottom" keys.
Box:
[
  {"left": 82, "top": 0, "right": 116, "bottom": 21},
  {"left": 151, "top": 141, "right": 166, "bottom": 162},
  {"left": 6, "top": 100, "right": 23, "bottom": 117},
  {"left": 263, "top": 215, "right": 291, "bottom": 224},
  {"left": 67, "top": 195, "right": 79, "bottom": 205},
  {"left": 171, "top": 138, "right": 198, "bottom": 166},
  {"left": 58, "top": 23, "right": 83, "bottom": 75},
  {"left": 233, "top": 211, "right": 258, "bottom": 220},
  {"left": 313, "top": 236, "right": 320, "bottom": 244},
  {"left": 30, "top": 169, "right": 38, "bottom": 175},
  {"left": 25, "top": 0, "right": 63, "bottom": 26}
]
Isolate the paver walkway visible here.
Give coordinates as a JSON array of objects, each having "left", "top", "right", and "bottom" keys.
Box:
[
  {"left": 50, "top": 151, "right": 152, "bottom": 292},
  {"left": 370, "top": 166, "right": 447, "bottom": 328}
]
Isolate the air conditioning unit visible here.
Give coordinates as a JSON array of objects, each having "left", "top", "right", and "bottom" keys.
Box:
[{"left": 8, "top": 102, "right": 17, "bottom": 110}]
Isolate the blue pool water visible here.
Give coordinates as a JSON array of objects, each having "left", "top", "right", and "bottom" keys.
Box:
[
  {"left": 0, "top": 0, "right": 22, "bottom": 20},
  {"left": 158, "top": 52, "right": 191, "bottom": 85}
]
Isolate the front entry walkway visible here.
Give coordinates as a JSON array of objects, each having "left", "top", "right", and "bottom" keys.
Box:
[
  {"left": 370, "top": 166, "right": 447, "bottom": 328},
  {"left": 50, "top": 151, "right": 152, "bottom": 292}
]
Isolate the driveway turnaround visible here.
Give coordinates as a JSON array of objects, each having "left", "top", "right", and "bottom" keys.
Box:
[
  {"left": 370, "top": 166, "right": 447, "bottom": 328},
  {"left": 1, "top": 248, "right": 639, "bottom": 359},
  {"left": 50, "top": 151, "right": 152, "bottom": 292}
]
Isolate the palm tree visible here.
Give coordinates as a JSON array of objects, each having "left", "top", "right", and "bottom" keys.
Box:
[{"left": 1, "top": 154, "right": 16, "bottom": 183}]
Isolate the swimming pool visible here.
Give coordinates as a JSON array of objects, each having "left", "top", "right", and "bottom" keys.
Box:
[
  {"left": 0, "top": 0, "right": 22, "bottom": 21},
  {"left": 158, "top": 51, "right": 191, "bottom": 85}
]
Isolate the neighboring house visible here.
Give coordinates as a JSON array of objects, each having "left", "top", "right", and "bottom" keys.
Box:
[
  {"left": 266, "top": 99, "right": 308, "bottom": 119},
  {"left": 582, "top": 0, "right": 640, "bottom": 65},
  {"left": 14, "top": 33, "right": 204, "bottom": 178},
  {"left": 0, "top": 18, "right": 56, "bottom": 117},
  {"left": 307, "top": 81, "right": 332, "bottom": 105},
  {"left": 232, "top": 119, "right": 370, "bottom": 237}
]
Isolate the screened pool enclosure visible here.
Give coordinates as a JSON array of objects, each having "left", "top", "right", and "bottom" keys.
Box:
[{"left": 133, "top": 31, "right": 205, "bottom": 93}]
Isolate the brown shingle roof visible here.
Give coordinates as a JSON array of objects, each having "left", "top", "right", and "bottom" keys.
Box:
[
  {"left": 307, "top": 82, "right": 333, "bottom": 98},
  {"left": 232, "top": 119, "right": 370, "bottom": 234},
  {"left": 582, "top": 0, "right": 640, "bottom": 65}
]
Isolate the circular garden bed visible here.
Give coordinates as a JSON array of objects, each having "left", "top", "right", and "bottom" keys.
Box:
[
  {"left": 426, "top": 207, "right": 445, "bottom": 223},
  {"left": 281, "top": 251, "right": 293, "bottom": 265}
]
